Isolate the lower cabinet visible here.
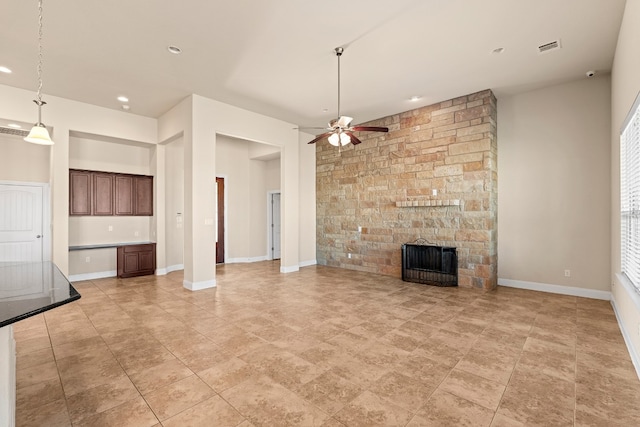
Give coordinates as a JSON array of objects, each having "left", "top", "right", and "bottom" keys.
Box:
[{"left": 117, "top": 243, "right": 156, "bottom": 278}]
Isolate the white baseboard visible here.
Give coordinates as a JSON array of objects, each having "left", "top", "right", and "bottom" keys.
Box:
[
  {"left": 69, "top": 270, "right": 117, "bottom": 282},
  {"left": 498, "top": 278, "right": 611, "bottom": 300},
  {"left": 299, "top": 259, "right": 318, "bottom": 268},
  {"left": 156, "top": 264, "right": 184, "bottom": 275},
  {"left": 280, "top": 265, "right": 300, "bottom": 273},
  {"left": 611, "top": 293, "right": 640, "bottom": 380},
  {"left": 183, "top": 279, "right": 216, "bottom": 291},
  {"left": 226, "top": 256, "right": 269, "bottom": 264}
]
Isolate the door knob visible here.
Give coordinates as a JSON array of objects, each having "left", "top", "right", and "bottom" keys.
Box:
[{"left": 36, "top": 235, "right": 42, "bottom": 238}]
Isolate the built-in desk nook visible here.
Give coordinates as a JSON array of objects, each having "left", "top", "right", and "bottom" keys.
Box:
[
  {"left": 0, "top": 262, "right": 80, "bottom": 427},
  {"left": 69, "top": 242, "right": 156, "bottom": 278}
]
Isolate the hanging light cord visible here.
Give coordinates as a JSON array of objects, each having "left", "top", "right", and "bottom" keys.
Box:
[{"left": 35, "top": 0, "right": 45, "bottom": 109}]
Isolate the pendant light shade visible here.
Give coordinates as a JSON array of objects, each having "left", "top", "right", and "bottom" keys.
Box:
[
  {"left": 25, "top": 0, "right": 54, "bottom": 145},
  {"left": 25, "top": 125, "right": 53, "bottom": 145}
]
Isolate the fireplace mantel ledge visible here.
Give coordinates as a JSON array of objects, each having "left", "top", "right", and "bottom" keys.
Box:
[{"left": 396, "top": 199, "right": 461, "bottom": 207}]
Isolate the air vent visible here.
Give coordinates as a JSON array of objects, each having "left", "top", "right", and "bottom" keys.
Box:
[
  {"left": 0, "top": 126, "right": 29, "bottom": 137},
  {"left": 538, "top": 39, "right": 562, "bottom": 54}
]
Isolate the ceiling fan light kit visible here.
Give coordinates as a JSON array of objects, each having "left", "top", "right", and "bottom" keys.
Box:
[{"left": 306, "top": 47, "right": 388, "bottom": 149}]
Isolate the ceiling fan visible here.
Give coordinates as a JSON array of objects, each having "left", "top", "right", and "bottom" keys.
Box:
[{"left": 306, "top": 47, "right": 389, "bottom": 147}]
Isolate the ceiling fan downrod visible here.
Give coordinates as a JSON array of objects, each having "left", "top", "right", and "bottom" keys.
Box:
[{"left": 335, "top": 47, "right": 343, "bottom": 119}]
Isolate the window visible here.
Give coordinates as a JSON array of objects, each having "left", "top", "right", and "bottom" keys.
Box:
[{"left": 621, "top": 93, "right": 640, "bottom": 291}]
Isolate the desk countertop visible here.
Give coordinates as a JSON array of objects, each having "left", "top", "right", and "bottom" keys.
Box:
[
  {"left": 0, "top": 262, "right": 81, "bottom": 328},
  {"left": 68, "top": 241, "right": 155, "bottom": 251}
]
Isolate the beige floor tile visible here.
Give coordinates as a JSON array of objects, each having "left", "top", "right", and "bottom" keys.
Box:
[
  {"left": 370, "top": 370, "right": 434, "bottom": 412},
  {"left": 13, "top": 263, "right": 640, "bottom": 427},
  {"left": 197, "top": 357, "right": 258, "bottom": 392},
  {"left": 490, "top": 413, "right": 525, "bottom": 426},
  {"left": 73, "top": 396, "right": 158, "bottom": 427},
  {"left": 575, "top": 382, "right": 640, "bottom": 425},
  {"left": 455, "top": 342, "right": 520, "bottom": 385},
  {"left": 66, "top": 375, "right": 140, "bottom": 424},
  {"left": 222, "top": 375, "right": 329, "bottom": 426},
  {"left": 143, "top": 374, "right": 215, "bottom": 421},
  {"left": 240, "top": 343, "right": 326, "bottom": 390},
  {"left": 15, "top": 346, "right": 55, "bottom": 370},
  {"left": 498, "top": 369, "right": 575, "bottom": 426},
  {"left": 162, "top": 395, "right": 246, "bottom": 427},
  {"left": 16, "top": 378, "right": 65, "bottom": 413},
  {"left": 439, "top": 369, "right": 506, "bottom": 411},
  {"left": 15, "top": 398, "right": 71, "bottom": 427},
  {"left": 333, "top": 390, "right": 413, "bottom": 427},
  {"left": 408, "top": 389, "right": 494, "bottom": 427},
  {"left": 297, "top": 371, "right": 363, "bottom": 415},
  {"left": 128, "top": 358, "right": 194, "bottom": 395},
  {"left": 16, "top": 360, "right": 59, "bottom": 390}
]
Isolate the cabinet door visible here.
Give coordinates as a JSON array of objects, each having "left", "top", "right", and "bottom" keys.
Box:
[
  {"left": 134, "top": 176, "right": 153, "bottom": 216},
  {"left": 92, "top": 172, "right": 114, "bottom": 215},
  {"left": 69, "top": 170, "right": 91, "bottom": 216},
  {"left": 117, "top": 243, "right": 156, "bottom": 278},
  {"left": 114, "top": 175, "right": 134, "bottom": 215}
]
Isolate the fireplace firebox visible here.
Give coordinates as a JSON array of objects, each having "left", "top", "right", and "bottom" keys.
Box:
[{"left": 402, "top": 240, "right": 458, "bottom": 287}]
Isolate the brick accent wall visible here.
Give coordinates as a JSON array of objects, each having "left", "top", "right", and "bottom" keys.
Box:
[{"left": 315, "top": 89, "right": 497, "bottom": 290}]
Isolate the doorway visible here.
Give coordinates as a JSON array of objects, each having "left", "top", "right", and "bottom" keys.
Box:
[
  {"left": 269, "top": 192, "right": 281, "bottom": 260},
  {"left": 216, "top": 177, "right": 225, "bottom": 264},
  {"left": 0, "top": 182, "right": 49, "bottom": 263}
]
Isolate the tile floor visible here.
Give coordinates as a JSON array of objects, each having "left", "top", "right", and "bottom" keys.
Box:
[{"left": 13, "top": 261, "right": 640, "bottom": 426}]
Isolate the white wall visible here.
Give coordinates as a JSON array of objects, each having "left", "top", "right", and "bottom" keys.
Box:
[
  {"left": 611, "top": 0, "right": 640, "bottom": 374},
  {"left": 298, "top": 132, "right": 317, "bottom": 265},
  {"left": 498, "top": 76, "right": 611, "bottom": 293},
  {"left": 164, "top": 138, "right": 184, "bottom": 270},
  {"left": 0, "top": 133, "right": 50, "bottom": 183}
]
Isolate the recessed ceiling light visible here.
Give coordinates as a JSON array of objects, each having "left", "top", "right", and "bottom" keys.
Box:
[
  {"left": 117, "top": 95, "right": 129, "bottom": 103},
  {"left": 409, "top": 96, "right": 421, "bottom": 102},
  {"left": 121, "top": 105, "right": 130, "bottom": 111},
  {"left": 167, "top": 45, "right": 182, "bottom": 55},
  {"left": 0, "top": 66, "right": 11, "bottom": 74},
  {"left": 7, "top": 123, "right": 21, "bottom": 129},
  {"left": 492, "top": 47, "right": 505, "bottom": 54}
]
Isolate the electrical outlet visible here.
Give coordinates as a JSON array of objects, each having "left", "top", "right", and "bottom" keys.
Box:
[
  {"left": 637, "top": 324, "right": 640, "bottom": 338},
  {"left": 564, "top": 269, "right": 571, "bottom": 277},
  {"left": 85, "top": 257, "right": 90, "bottom": 263},
  {"left": 134, "top": 231, "right": 139, "bottom": 237},
  {"left": 358, "top": 226, "right": 362, "bottom": 233},
  {"left": 348, "top": 253, "right": 352, "bottom": 259},
  {"left": 108, "top": 225, "right": 113, "bottom": 232},
  {"left": 432, "top": 189, "right": 438, "bottom": 196}
]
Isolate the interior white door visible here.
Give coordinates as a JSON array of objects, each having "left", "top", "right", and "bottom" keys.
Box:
[
  {"left": 272, "top": 193, "right": 281, "bottom": 260},
  {"left": 0, "top": 184, "right": 44, "bottom": 264}
]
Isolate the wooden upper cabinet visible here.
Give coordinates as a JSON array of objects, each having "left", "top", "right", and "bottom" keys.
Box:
[
  {"left": 69, "top": 169, "right": 153, "bottom": 216},
  {"left": 114, "top": 175, "right": 134, "bottom": 216},
  {"left": 92, "top": 172, "right": 114, "bottom": 215},
  {"left": 69, "top": 170, "right": 92, "bottom": 216},
  {"left": 134, "top": 175, "right": 153, "bottom": 216}
]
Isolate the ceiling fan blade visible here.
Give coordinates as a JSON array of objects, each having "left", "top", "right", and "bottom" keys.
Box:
[
  {"left": 307, "top": 132, "right": 332, "bottom": 144},
  {"left": 346, "top": 132, "right": 362, "bottom": 145},
  {"left": 351, "top": 126, "right": 389, "bottom": 133}
]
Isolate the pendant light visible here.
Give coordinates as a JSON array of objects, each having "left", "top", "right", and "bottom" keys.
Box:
[{"left": 24, "top": 0, "right": 54, "bottom": 145}]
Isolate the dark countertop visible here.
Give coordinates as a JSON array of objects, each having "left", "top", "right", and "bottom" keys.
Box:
[
  {"left": 0, "top": 262, "right": 81, "bottom": 328},
  {"left": 69, "top": 241, "right": 155, "bottom": 251}
]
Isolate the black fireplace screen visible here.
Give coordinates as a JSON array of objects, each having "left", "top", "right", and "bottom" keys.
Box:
[{"left": 402, "top": 241, "right": 458, "bottom": 287}]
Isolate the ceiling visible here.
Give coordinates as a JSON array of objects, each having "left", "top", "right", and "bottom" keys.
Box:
[{"left": 0, "top": 0, "right": 626, "bottom": 130}]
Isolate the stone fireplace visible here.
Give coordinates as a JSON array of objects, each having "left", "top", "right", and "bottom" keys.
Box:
[{"left": 315, "top": 89, "right": 497, "bottom": 290}]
